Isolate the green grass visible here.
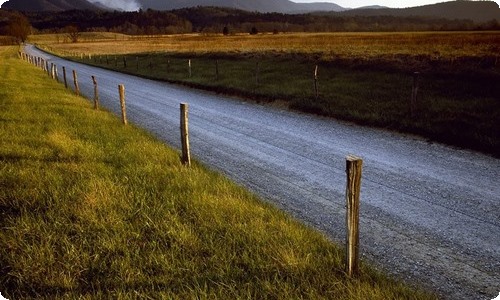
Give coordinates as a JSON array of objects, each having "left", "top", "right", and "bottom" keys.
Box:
[{"left": 0, "top": 46, "right": 435, "bottom": 299}]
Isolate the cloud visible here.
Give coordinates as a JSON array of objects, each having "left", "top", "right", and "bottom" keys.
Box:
[{"left": 88, "top": 0, "right": 141, "bottom": 11}]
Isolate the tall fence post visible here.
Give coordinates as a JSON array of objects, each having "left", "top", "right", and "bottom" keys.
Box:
[
  {"left": 345, "top": 155, "right": 363, "bottom": 277},
  {"left": 51, "top": 64, "right": 57, "bottom": 80},
  {"left": 180, "top": 103, "right": 191, "bottom": 166},
  {"left": 72, "top": 70, "right": 80, "bottom": 96},
  {"left": 188, "top": 59, "right": 192, "bottom": 78},
  {"left": 92, "top": 76, "right": 99, "bottom": 110},
  {"left": 314, "top": 65, "right": 319, "bottom": 99},
  {"left": 410, "top": 72, "right": 420, "bottom": 118},
  {"left": 119, "top": 84, "right": 127, "bottom": 125},
  {"left": 62, "top": 66, "right": 68, "bottom": 88},
  {"left": 54, "top": 65, "right": 59, "bottom": 82}
]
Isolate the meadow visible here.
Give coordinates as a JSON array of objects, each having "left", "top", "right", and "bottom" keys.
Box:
[
  {"left": 0, "top": 45, "right": 436, "bottom": 299},
  {"left": 34, "top": 31, "right": 500, "bottom": 156}
]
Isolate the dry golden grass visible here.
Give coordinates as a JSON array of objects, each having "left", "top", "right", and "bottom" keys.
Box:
[{"left": 32, "top": 31, "right": 500, "bottom": 60}]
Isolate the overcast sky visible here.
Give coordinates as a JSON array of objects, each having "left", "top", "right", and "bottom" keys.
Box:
[
  {"left": 294, "top": 0, "right": 500, "bottom": 9},
  {"left": 1, "top": 0, "right": 499, "bottom": 10}
]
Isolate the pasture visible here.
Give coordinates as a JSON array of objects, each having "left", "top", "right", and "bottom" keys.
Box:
[{"left": 33, "top": 31, "right": 500, "bottom": 156}]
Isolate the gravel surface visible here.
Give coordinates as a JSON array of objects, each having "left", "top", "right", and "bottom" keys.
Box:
[{"left": 27, "top": 45, "right": 500, "bottom": 299}]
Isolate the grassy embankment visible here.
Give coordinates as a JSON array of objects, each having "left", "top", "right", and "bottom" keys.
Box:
[
  {"left": 35, "top": 31, "right": 500, "bottom": 157},
  {"left": 0, "top": 46, "right": 435, "bottom": 299}
]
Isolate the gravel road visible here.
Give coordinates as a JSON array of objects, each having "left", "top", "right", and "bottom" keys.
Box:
[{"left": 26, "top": 45, "right": 500, "bottom": 299}]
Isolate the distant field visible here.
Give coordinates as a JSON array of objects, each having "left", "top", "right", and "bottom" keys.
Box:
[
  {"left": 33, "top": 31, "right": 500, "bottom": 156},
  {"left": 33, "top": 31, "right": 500, "bottom": 60}
]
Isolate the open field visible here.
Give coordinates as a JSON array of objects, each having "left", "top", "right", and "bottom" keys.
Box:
[
  {"left": 33, "top": 31, "right": 500, "bottom": 60},
  {"left": 34, "top": 31, "right": 500, "bottom": 156},
  {"left": 0, "top": 46, "right": 436, "bottom": 298}
]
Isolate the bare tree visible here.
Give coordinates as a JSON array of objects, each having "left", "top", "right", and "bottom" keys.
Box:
[
  {"left": 65, "top": 25, "right": 80, "bottom": 43},
  {"left": 6, "top": 13, "right": 31, "bottom": 44}
]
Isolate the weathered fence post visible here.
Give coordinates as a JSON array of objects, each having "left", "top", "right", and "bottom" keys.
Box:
[
  {"left": 180, "top": 103, "right": 191, "bottom": 166},
  {"left": 72, "top": 70, "right": 80, "bottom": 96},
  {"left": 51, "top": 64, "right": 56, "bottom": 80},
  {"left": 54, "top": 65, "right": 59, "bottom": 82},
  {"left": 188, "top": 59, "right": 192, "bottom": 78},
  {"left": 314, "top": 65, "right": 319, "bottom": 99},
  {"left": 410, "top": 72, "right": 420, "bottom": 118},
  {"left": 62, "top": 66, "right": 68, "bottom": 88},
  {"left": 345, "top": 155, "right": 363, "bottom": 277},
  {"left": 118, "top": 84, "right": 127, "bottom": 125},
  {"left": 92, "top": 76, "right": 99, "bottom": 110},
  {"left": 46, "top": 61, "right": 50, "bottom": 76}
]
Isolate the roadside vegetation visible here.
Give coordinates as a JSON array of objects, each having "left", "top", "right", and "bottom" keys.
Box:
[
  {"left": 36, "top": 31, "right": 500, "bottom": 157},
  {"left": 0, "top": 46, "right": 436, "bottom": 299}
]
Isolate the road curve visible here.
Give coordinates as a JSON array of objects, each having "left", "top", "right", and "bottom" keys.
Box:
[{"left": 26, "top": 45, "right": 500, "bottom": 299}]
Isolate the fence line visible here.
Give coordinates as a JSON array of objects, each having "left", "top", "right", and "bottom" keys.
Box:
[{"left": 20, "top": 50, "right": 371, "bottom": 275}]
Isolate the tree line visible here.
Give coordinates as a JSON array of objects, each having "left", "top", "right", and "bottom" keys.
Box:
[{"left": 1, "top": 6, "right": 499, "bottom": 44}]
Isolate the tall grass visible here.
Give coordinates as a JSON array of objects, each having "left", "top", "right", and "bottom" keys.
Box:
[{"left": 0, "top": 46, "right": 435, "bottom": 299}]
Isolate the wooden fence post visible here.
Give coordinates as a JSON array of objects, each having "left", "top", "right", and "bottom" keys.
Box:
[
  {"left": 62, "top": 66, "right": 68, "bottom": 88},
  {"left": 51, "top": 64, "right": 56, "bottom": 80},
  {"left": 118, "top": 84, "right": 127, "bottom": 125},
  {"left": 92, "top": 76, "right": 99, "bottom": 110},
  {"left": 54, "top": 65, "right": 59, "bottom": 82},
  {"left": 72, "top": 70, "right": 80, "bottom": 96},
  {"left": 46, "top": 61, "right": 50, "bottom": 76},
  {"left": 188, "top": 59, "right": 192, "bottom": 78},
  {"left": 314, "top": 65, "right": 319, "bottom": 99},
  {"left": 180, "top": 103, "right": 191, "bottom": 166},
  {"left": 410, "top": 72, "right": 420, "bottom": 118},
  {"left": 345, "top": 155, "right": 362, "bottom": 277}
]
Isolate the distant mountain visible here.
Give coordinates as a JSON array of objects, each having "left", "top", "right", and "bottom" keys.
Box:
[
  {"left": 342, "top": 1, "right": 500, "bottom": 22},
  {"left": 1, "top": 0, "right": 102, "bottom": 11},
  {"left": 2, "top": 0, "right": 498, "bottom": 23},
  {"left": 138, "top": 0, "right": 346, "bottom": 13}
]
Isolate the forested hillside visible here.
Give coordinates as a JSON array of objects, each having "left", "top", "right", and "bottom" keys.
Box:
[{"left": 19, "top": 6, "right": 500, "bottom": 36}]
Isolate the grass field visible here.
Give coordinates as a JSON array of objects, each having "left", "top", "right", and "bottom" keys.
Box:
[
  {"left": 33, "top": 31, "right": 500, "bottom": 59},
  {"left": 34, "top": 31, "right": 500, "bottom": 156},
  {"left": 0, "top": 46, "right": 436, "bottom": 299}
]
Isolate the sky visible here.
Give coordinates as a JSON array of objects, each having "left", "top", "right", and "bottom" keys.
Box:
[
  {"left": 294, "top": 0, "right": 500, "bottom": 9},
  {"left": 0, "top": 0, "right": 499, "bottom": 10}
]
